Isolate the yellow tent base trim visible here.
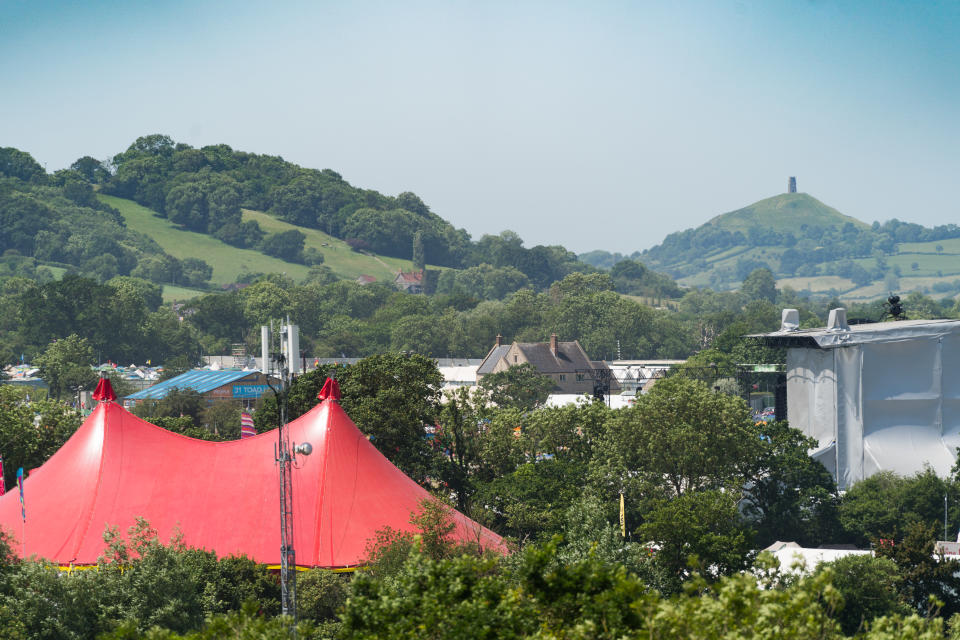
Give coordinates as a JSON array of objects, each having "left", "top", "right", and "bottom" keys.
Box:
[
  {"left": 57, "top": 564, "right": 361, "bottom": 573},
  {"left": 265, "top": 565, "right": 360, "bottom": 573}
]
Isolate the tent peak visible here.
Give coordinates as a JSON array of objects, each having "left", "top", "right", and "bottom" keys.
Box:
[
  {"left": 92, "top": 377, "right": 116, "bottom": 402},
  {"left": 318, "top": 377, "right": 341, "bottom": 401}
]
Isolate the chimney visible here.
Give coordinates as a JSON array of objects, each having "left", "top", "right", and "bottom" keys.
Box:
[
  {"left": 495, "top": 334, "right": 503, "bottom": 347},
  {"left": 549, "top": 333, "right": 559, "bottom": 356}
]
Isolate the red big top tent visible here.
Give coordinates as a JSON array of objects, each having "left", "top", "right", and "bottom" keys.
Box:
[{"left": 0, "top": 378, "right": 505, "bottom": 567}]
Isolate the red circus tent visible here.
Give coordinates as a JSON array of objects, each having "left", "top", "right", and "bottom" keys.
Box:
[{"left": 0, "top": 378, "right": 505, "bottom": 568}]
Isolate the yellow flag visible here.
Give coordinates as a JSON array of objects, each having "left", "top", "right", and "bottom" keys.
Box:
[{"left": 619, "top": 492, "right": 626, "bottom": 538}]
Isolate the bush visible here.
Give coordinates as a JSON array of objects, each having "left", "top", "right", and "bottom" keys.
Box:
[
  {"left": 816, "top": 554, "right": 909, "bottom": 635},
  {"left": 260, "top": 230, "right": 305, "bottom": 263}
]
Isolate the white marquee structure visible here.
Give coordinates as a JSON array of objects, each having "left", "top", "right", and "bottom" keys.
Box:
[{"left": 758, "top": 309, "right": 960, "bottom": 488}]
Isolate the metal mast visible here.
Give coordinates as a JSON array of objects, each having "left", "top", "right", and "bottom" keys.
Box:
[
  {"left": 264, "top": 320, "right": 309, "bottom": 630},
  {"left": 264, "top": 320, "right": 297, "bottom": 626},
  {"left": 277, "top": 374, "right": 296, "bottom": 622}
]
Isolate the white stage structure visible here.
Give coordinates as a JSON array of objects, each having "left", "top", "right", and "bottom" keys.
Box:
[{"left": 757, "top": 309, "right": 960, "bottom": 489}]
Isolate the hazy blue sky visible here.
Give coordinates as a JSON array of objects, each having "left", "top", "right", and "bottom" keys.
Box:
[{"left": 1, "top": 1, "right": 957, "bottom": 253}]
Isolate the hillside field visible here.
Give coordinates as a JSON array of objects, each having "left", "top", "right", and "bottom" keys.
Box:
[
  {"left": 241, "top": 210, "right": 422, "bottom": 278},
  {"left": 99, "top": 195, "right": 431, "bottom": 296}
]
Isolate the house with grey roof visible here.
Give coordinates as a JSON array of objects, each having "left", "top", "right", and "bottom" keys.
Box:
[{"left": 476, "top": 334, "right": 618, "bottom": 395}]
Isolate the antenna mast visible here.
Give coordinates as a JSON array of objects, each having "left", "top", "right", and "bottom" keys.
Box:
[{"left": 265, "top": 321, "right": 299, "bottom": 627}]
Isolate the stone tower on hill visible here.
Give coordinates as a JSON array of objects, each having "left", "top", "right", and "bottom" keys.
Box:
[{"left": 788, "top": 176, "right": 797, "bottom": 193}]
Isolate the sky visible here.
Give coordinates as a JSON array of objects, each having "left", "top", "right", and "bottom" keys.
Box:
[{"left": 1, "top": 0, "right": 958, "bottom": 254}]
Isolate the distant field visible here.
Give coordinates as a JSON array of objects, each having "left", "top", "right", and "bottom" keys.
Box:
[
  {"left": 99, "top": 195, "right": 425, "bottom": 284},
  {"left": 712, "top": 246, "right": 785, "bottom": 269},
  {"left": 678, "top": 272, "right": 712, "bottom": 288},
  {"left": 704, "top": 245, "right": 751, "bottom": 263},
  {"left": 776, "top": 275, "right": 857, "bottom": 293},
  {"left": 42, "top": 265, "right": 67, "bottom": 279},
  {"left": 678, "top": 245, "right": 787, "bottom": 288},
  {"left": 847, "top": 252, "right": 960, "bottom": 279},
  {"left": 883, "top": 253, "right": 960, "bottom": 277},
  {"left": 161, "top": 285, "right": 206, "bottom": 303},
  {"left": 898, "top": 238, "right": 960, "bottom": 254},
  {"left": 841, "top": 282, "right": 891, "bottom": 301},
  {"left": 844, "top": 276, "right": 960, "bottom": 301}
]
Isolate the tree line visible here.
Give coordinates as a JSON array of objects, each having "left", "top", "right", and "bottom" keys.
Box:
[{"left": 6, "top": 267, "right": 960, "bottom": 392}]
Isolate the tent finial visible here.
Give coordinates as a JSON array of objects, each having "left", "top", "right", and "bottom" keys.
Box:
[
  {"left": 92, "top": 377, "right": 116, "bottom": 402},
  {"left": 318, "top": 377, "right": 340, "bottom": 401}
]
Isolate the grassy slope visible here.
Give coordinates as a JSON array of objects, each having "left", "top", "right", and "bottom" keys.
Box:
[
  {"left": 161, "top": 284, "right": 206, "bottom": 303},
  {"left": 705, "top": 193, "right": 869, "bottom": 234},
  {"left": 241, "top": 210, "right": 424, "bottom": 279},
  {"left": 100, "top": 195, "right": 311, "bottom": 284},
  {"left": 100, "top": 195, "right": 427, "bottom": 289}
]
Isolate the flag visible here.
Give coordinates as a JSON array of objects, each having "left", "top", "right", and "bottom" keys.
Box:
[
  {"left": 16, "top": 467, "right": 24, "bottom": 521},
  {"left": 0, "top": 456, "right": 4, "bottom": 497},
  {"left": 240, "top": 412, "right": 256, "bottom": 439},
  {"left": 619, "top": 492, "right": 626, "bottom": 538}
]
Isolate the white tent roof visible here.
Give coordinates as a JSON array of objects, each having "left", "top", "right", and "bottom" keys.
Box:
[
  {"left": 762, "top": 542, "right": 870, "bottom": 573},
  {"left": 756, "top": 317, "right": 960, "bottom": 349}
]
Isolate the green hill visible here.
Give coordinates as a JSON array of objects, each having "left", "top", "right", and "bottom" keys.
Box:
[
  {"left": 85, "top": 134, "right": 585, "bottom": 297},
  {"left": 633, "top": 192, "right": 960, "bottom": 301},
  {"left": 705, "top": 193, "right": 868, "bottom": 235}
]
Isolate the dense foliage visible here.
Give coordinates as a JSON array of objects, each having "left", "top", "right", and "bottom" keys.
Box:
[
  {"left": 0, "top": 166, "right": 209, "bottom": 287},
  {"left": 1, "top": 265, "right": 956, "bottom": 387},
  {"left": 3, "top": 500, "right": 960, "bottom": 639}
]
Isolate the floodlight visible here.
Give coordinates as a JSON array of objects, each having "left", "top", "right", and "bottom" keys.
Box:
[{"left": 294, "top": 442, "right": 313, "bottom": 456}]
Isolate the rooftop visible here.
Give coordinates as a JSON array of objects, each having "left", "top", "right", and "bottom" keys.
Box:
[
  {"left": 751, "top": 310, "right": 960, "bottom": 349},
  {"left": 125, "top": 369, "right": 264, "bottom": 400}
]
